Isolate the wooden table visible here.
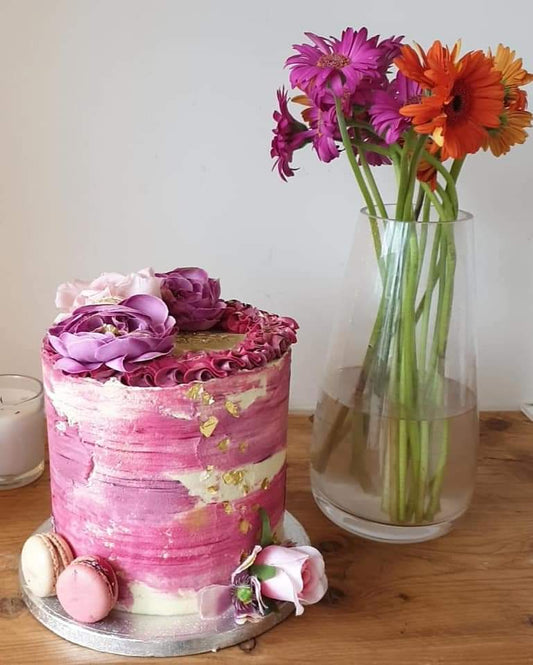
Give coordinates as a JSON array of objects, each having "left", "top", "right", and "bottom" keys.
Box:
[{"left": 1, "top": 412, "right": 532, "bottom": 664}]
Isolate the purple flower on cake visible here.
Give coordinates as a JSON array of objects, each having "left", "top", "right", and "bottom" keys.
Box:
[
  {"left": 156, "top": 267, "right": 226, "bottom": 331},
  {"left": 47, "top": 294, "right": 176, "bottom": 373},
  {"left": 197, "top": 545, "right": 267, "bottom": 622},
  {"left": 253, "top": 545, "right": 328, "bottom": 616},
  {"left": 230, "top": 545, "right": 268, "bottom": 624},
  {"left": 55, "top": 268, "right": 162, "bottom": 320}
]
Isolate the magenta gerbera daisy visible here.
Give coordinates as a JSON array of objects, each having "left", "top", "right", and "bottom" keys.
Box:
[
  {"left": 285, "top": 28, "right": 385, "bottom": 99},
  {"left": 375, "top": 35, "right": 404, "bottom": 75},
  {"left": 271, "top": 88, "right": 312, "bottom": 181},
  {"left": 300, "top": 99, "right": 341, "bottom": 163},
  {"left": 369, "top": 72, "right": 421, "bottom": 144}
]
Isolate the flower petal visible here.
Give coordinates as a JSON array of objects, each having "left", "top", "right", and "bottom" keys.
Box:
[{"left": 198, "top": 585, "right": 232, "bottom": 619}]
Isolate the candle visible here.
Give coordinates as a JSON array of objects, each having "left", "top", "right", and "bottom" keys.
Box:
[{"left": 0, "top": 375, "right": 46, "bottom": 489}]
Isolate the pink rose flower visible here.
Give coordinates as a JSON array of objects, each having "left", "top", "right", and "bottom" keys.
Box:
[
  {"left": 254, "top": 545, "right": 327, "bottom": 615},
  {"left": 55, "top": 268, "right": 162, "bottom": 318}
]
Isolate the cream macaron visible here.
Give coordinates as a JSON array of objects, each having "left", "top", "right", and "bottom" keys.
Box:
[{"left": 21, "top": 532, "right": 74, "bottom": 597}]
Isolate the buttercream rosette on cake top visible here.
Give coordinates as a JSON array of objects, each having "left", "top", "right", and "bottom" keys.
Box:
[{"left": 30, "top": 267, "right": 327, "bottom": 625}]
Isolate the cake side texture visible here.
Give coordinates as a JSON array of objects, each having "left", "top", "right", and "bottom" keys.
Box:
[{"left": 43, "top": 351, "right": 291, "bottom": 615}]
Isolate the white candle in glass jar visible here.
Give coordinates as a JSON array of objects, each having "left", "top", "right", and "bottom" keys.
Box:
[{"left": 0, "top": 375, "right": 46, "bottom": 489}]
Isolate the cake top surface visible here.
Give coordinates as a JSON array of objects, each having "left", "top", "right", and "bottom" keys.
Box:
[{"left": 42, "top": 267, "right": 298, "bottom": 387}]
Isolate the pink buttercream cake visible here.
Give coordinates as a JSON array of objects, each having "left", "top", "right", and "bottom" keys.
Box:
[{"left": 41, "top": 270, "right": 298, "bottom": 616}]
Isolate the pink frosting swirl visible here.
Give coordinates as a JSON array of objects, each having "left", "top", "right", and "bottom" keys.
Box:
[{"left": 43, "top": 300, "right": 298, "bottom": 387}]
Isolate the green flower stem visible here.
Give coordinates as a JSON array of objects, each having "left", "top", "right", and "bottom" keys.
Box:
[
  {"left": 334, "top": 97, "right": 385, "bottom": 281},
  {"left": 426, "top": 420, "right": 449, "bottom": 519},
  {"left": 448, "top": 158, "right": 465, "bottom": 206},
  {"left": 428, "top": 224, "right": 456, "bottom": 380},
  {"left": 391, "top": 152, "right": 401, "bottom": 183},
  {"left": 395, "top": 134, "right": 413, "bottom": 220},
  {"left": 346, "top": 119, "right": 383, "bottom": 134},
  {"left": 397, "top": 419, "right": 408, "bottom": 521},
  {"left": 421, "top": 150, "right": 460, "bottom": 217},
  {"left": 416, "top": 421, "right": 430, "bottom": 521},
  {"left": 354, "top": 224, "right": 403, "bottom": 396},
  {"left": 388, "top": 423, "right": 399, "bottom": 522},
  {"left": 414, "top": 183, "right": 425, "bottom": 221},
  {"left": 418, "top": 225, "right": 442, "bottom": 377},
  {"left": 355, "top": 141, "right": 393, "bottom": 158},
  {"left": 421, "top": 183, "right": 447, "bottom": 220},
  {"left": 381, "top": 428, "right": 392, "bottom": 514},
  {"left": 398, "top": 223, "right": 421, "bottom": 521},
  {"left": 415, "top": 197, "right": 430, "bottom": 290},
  {"left": 400, "top": 135, "right": 427, "bottom": 221},
  {"left": 354, "top": 132, "right": 388, "bottom": 219},
  {"left": 424, "top": 191, "right": 457, "bottom": 520}
]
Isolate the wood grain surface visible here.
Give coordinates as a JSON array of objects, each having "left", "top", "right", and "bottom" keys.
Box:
[{"left": 1, "top": 412, "right": 532, "bottom": 665}]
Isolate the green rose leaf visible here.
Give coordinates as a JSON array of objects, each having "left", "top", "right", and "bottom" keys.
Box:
[
  {"left": 258, "top": 507, "right": 274, "bottom": 547},
  {"left": 250, "top": 563, "right": 277, "bottom": 581}
]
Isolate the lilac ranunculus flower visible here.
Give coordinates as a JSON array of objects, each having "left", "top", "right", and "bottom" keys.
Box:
[
  {"left": 155, "top": 267, "right": 226, "bottom": 332},
  {"left": 47, "top": 294, "right": 176, "bottom": 374}
]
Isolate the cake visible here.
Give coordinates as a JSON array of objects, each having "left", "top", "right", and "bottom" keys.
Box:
[{"left": 41, "top": 267, "right": 298, "bottom": 616}]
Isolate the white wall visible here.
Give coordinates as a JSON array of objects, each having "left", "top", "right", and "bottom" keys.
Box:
[{"left": 0, "top": 0, "right": 531, "bottom": 410}]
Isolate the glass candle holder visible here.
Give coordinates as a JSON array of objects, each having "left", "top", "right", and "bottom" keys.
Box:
[{"left": 0, "top": 374, "right": 46, "bottom": 489}]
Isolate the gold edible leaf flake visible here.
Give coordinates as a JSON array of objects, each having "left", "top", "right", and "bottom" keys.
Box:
[
  {"left": 207, "top": 485, "right": 219, "bottom": 495},
  {"left": 242, "top": 484, "right": 250, "bottom": 495},
  {"left": 199, "top": 416, "right": 219, "bottom": 437},
  {"left": 182, "top": 507, "right": 209, "bottom": 530},
  {"left": 186, "top": 384, "right": 203, "bottom": 400},
  {"left": 223, "top": 501, "right": 233, "bottom": 515},
  {"left": 217, "top": 438, "right": 230, "bottom": 452},
  {"left": 201, "top": 391, "right": 214, "bottom": 406},
  {"left": 239, "top": 442, "right": 248, "bottom": 453},
  {"left": 239, "top": 519, "right": 252, "bottom": 534},
  {"left": 222, "top": 470, "right": 245, "bottom": 486},
  {"left": 261, "top": 478, "right": 271, "bottom": 491},
  {"left": 224, "top": 400, "right": 240, "bottom": 418}
]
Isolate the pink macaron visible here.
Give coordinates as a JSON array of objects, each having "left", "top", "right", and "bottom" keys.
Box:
[
  {"left": 21, "top": 532, "right": 74, "bottom": 597},
  {"left": 56, "top": 555, "right": 119, "bottom": 623}
]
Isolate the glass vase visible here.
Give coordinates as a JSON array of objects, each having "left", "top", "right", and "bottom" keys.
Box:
[{"left": 310, "top": 205, "right": 478, "bottom": 543}]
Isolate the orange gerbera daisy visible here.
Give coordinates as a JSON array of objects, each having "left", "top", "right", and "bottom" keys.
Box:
[
  {"left": 416, "top": 139, "right": 440, "bottom": 190},
  {"left": 490, "top": 44, "right": 533, "bottom": 91},
  {"left": 396, "top": 41, "right": 461, "bottom": 88},
  {"left": 483, "top": 110, "right": 532, "bottom": 156},
  {"left": 482, "top": 44, "right": 533, "bottom": 156},
  {"left": 395, "top": 43, "right": 505, "bottom": 160}
]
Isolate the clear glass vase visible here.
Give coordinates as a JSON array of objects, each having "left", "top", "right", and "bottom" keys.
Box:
[{"left": 310, "top": 205, "right": 478, "bottom": 543}]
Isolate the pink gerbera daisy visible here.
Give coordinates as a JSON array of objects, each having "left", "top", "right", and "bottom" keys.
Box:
[
  {"left": 369, "top": 72, "right": 421, "bottom": 144},
  {"left": 286, "top": 28, "right": 385, "bottom": 99},
  {"left": 271, "top": 88, "right": 312, "bottom": 180},
  {"left": 302, "top": 102, "right": 341, "bottom": 163}
]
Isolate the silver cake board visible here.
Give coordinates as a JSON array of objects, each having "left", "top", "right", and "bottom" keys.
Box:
[{"left": 20, "top": 511, "right": 309, "bottom": 657}]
